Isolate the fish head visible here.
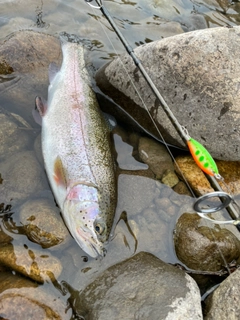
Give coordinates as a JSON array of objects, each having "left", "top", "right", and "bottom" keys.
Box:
[{"left": 63, "top": 185, "right": 109, "bottom": 258}]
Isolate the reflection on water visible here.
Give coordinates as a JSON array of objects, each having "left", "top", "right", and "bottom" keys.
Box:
[
  {"left": 0, "top": 0, "right": 240, "bottom": 68},
  {"left": 1, "top": 0, "right": 240, "bottom": 317}
]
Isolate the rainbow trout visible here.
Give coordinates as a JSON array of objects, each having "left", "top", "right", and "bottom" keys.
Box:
[{"left": 33, "top": 39, "right": 116, "bottom": 258}]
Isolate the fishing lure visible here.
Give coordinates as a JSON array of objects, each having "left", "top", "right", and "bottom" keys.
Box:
[{"left": 187, "top": 137, "right": 221, "bottom": 179}]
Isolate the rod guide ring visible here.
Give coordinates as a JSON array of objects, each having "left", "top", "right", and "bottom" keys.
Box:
[{"left": 194, "top": 191, "right": 232, "bottom": 214}]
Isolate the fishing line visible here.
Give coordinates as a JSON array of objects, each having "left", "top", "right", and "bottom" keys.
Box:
[
  {"left": 84, "top": 0, "right": 239, "bottom": 273},
  {"left": 85, "top": 0, "right": 240, "bottom": 226},
  {"left": 85, "top": 0, "right": 196, "bottom": 198}
]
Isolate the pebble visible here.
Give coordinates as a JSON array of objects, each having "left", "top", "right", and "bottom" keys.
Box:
[
  {"left": 161, "top": 169, "right": 179, "bottom": 187},
  {"left": 173, "top": 181, "right": 193, "bottom": 197}
]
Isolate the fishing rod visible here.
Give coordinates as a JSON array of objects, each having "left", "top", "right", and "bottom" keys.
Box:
[{"left": 85, "top": 0, "right": 240, "bottom": 231}]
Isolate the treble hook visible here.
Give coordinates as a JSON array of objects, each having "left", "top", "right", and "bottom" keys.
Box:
[{"left": 85, "top": 0, "right": 102, "bottom": 9}]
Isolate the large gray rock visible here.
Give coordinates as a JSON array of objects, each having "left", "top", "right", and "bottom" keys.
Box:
[
  {"left": 204, "top": 269, "right": 240, "bottom": 320},
  {"left": 78, "top": 252, "right": 203, "bottom": 320},
  {"left": 96, "top": 26, "right": 240, "bottom": 161}
]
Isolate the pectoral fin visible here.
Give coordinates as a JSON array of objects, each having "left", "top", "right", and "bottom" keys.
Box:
[
  {"left": 53, "top": 156, "right": 68, "bottom": 188},
  {"left": 33, "top": 96, "right": 48, "bottom": 125}
]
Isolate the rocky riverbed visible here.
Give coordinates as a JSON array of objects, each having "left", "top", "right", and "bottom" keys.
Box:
[{"left": 1, "top": 1, "right": 240, "bottom": 319}]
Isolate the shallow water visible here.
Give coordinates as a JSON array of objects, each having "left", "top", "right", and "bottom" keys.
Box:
[{"left": 1, "top": 0, "right": 240, "bottom": 318}]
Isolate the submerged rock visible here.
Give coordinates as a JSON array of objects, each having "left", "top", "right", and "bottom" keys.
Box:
[
  {"left": 0, "top": 225, "right": 13, "bottom": 245},
  {"left": 0, "top": 30, "right": 61, "bottom": 113},
  {"left": 0, "top": 107, "right": 32, "bottom": 161},
  {"left": 138, "top": 137, "right": 174, "bottom": 179},
  {"left": 19, "top": 198, "right": 71, "bottom": 250},
  {"left": 0, "top": 272, "right": 70, "bottom": 320},
  {"left": 96, "top": 26, "right": 240, "bottom": 161},
  {"left": 173, "top": 181, "right": 192, "bottom": 197},
  {"left": 78, "top": 252, "right": 203, "bottom": 320},
  {"left": 0, "top": 272, "right": 38, "bottom": 293},
  {"left": 0, "top": 244, "right": 62, "bottom": 283},
  {"left": 174, "top": 213, "right": 240, "bottom": 271},
  {"left": 0, "top": 150, "right": 49, "bottom": 205},
  {"left": 204, "top": 269, "right": 240, "bottom": 320}
]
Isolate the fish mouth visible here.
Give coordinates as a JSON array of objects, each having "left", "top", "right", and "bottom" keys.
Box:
[{"left": 75, "top": 227, "right": 104, "bottom": 258}]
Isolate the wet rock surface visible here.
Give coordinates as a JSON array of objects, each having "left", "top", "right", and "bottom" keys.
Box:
[
  {"left": 96, "top": 26, "right": 240, "bottom": 161},
  {"left": 204, "top": 269, "right": 240, "bottom": 320},
  {"left": 0, "top": 225, "right": 13, "bottom": 245},
  {"left": 0, "top": 150, "right": 49, "bottom": 205},
  {"left": 0, "top": 244, "right": 62, "bottom": 283},
  {"left": 175, "top": 155, "right": 240, "bottom": 195},
  {"left": 0, "top": 107, "right": 32, "bottom": 161},
  {"left": 0, "top": 30, "right": 61, "bottom": 117},
  {"left": 175, "top": 156, "right": 214, "bottom": 196},
  {"left": 19, "top": 198, "right": 71, "bottom": 249},
  {"left": 138, "top": 137, "right": 174, "bottom": 179},
  {"left": 0, "top": 272, "right": 70, "bottom": 320},
  {"left": 174, "top": 213, "right": 240, "bottom": 271},
  {"left": 79, "top": 252, "right": 203, "bottom": 320}
]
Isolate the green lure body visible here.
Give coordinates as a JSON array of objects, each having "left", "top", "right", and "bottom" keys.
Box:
[{"left": 187, "top": 138, "right": 219, "bottom": 177}]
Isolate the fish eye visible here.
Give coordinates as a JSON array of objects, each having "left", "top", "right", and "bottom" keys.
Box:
[{"left": 94, "top": 222, "right": 105, "bottom": 235}]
